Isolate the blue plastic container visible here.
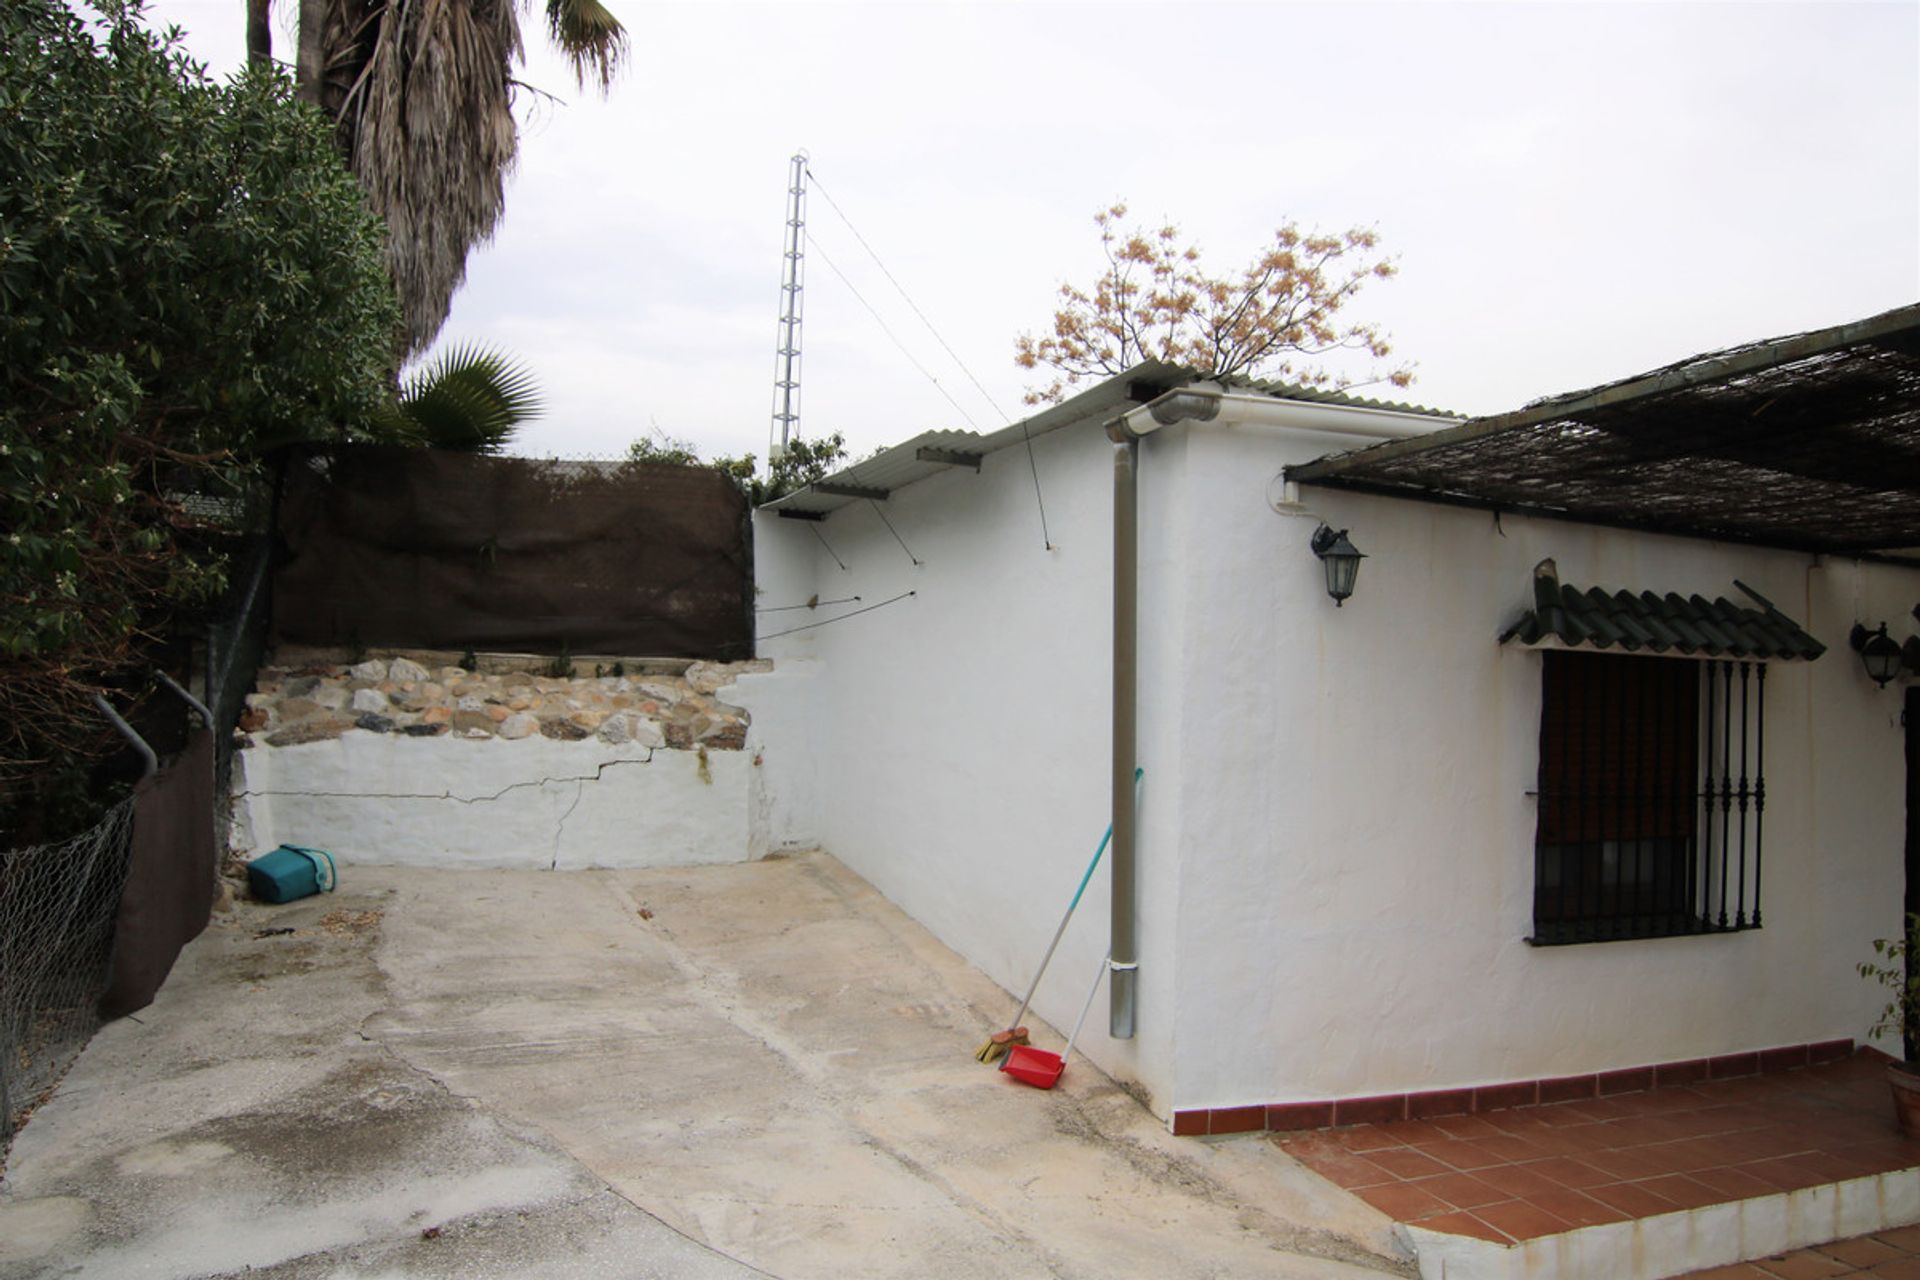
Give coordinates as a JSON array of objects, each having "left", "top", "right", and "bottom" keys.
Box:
[{"left": 247, "top": 845, "right": 337, "bottom": 904}]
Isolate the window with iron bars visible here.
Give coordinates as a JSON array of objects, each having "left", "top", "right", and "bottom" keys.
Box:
[{"left": 1531, "top": 650, "right": 1766, "bottom": 945}]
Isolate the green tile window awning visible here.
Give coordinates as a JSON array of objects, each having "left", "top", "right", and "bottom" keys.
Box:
[{"left": 1498, "top": 559, "right": 1826, "bottom": 660}]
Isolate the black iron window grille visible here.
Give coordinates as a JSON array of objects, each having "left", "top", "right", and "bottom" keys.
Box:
[{"left": 1530, "top": 650, "right": 1766, "bottom": 945}]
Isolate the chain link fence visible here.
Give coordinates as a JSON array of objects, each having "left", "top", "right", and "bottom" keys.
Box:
[{"left": 0, "top": 797, "right": 135, "bottom": 1159}]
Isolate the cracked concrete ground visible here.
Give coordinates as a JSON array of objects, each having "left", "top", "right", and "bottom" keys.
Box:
[{"left": 0, "top": 853, "right": 1408, "bottom": 1279}]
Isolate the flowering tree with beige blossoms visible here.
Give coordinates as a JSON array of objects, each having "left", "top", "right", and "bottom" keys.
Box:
[{"left": 1014, "top": 203, "right": 1415, "bottom": 405}]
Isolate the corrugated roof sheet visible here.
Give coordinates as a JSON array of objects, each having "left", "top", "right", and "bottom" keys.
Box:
[
  {"left": 762, "top": 363, "right": 1458, "bottom": 518},
  {"left": 1499, "top": 560, "right": 1825, "bottom": 660}
]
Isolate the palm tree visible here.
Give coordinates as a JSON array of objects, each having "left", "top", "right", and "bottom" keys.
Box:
[
  {"left": 380, "top": 344, "right": 545, "bottom": 453},
  {"left": 271, "top": 0, "right": 627, "bottom": 356}
]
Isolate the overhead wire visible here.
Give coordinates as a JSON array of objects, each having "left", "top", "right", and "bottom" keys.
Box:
[
  {"left": 758, "top": 590, "right": 916, "bottom": 640},
  {"left": 756, "top": 596, "right": 862, "bottom": 614},
  {"left": 806, "top": 168, "right": 1011, "bottom": 423},
  {"left": 804, "top": 163, "right": 1053, "bottom": 550},
  {"left": 805, "top": 232, "right": 981, "bottom": 429}
]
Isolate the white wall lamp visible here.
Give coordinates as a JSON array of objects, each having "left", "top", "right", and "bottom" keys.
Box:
[
  {"left": 1309, "top": 524, "right": 1365, "bottom": 607},
  {"left": 1849, "top": 622, "right": 1907, "bottom": 687}
]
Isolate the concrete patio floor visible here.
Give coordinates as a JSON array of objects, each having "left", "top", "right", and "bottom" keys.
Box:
[{"left": 0, "top": 852, "right": 1408, "bottom": 1279}]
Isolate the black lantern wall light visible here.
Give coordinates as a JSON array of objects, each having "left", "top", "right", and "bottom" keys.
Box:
[
  {"left": 1309, "top": 524, "right": 1365, "bottom": 606},
  {"left": 1848, "top": 607, "right": 1920, "bottom": 687}
]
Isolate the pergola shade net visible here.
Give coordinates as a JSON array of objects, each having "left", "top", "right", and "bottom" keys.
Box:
[{"left": 1287, "top": 305, "right": 1920, "bottom": 561}]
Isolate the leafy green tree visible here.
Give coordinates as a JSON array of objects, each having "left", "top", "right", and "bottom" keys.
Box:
[
  {"left": 0, "top": 0, "right": 403, "bottom": 812},
  {"left": 625, "top": 432, "right": 849, "bottom": 505}
]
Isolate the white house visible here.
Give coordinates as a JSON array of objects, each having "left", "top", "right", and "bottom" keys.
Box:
[{"left": 747, "top": 305, "right": 1920, "bottom": 1138}]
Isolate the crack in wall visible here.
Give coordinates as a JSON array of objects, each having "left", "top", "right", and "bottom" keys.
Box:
[
  {"left": 236, "top": 752, "right": 658, "bottom": 806},
  {"left": 551, "top": 782, "right": 587, "bottom": 870}
]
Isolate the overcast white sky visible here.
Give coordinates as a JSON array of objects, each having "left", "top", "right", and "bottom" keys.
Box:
[{"left": 146, "top": 1, "right": 1920, "bottom": 465}]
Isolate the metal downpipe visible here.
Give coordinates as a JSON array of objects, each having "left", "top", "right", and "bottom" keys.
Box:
[{"left": 1109, "top": 435, "right": 1139, "bottom": 1039}]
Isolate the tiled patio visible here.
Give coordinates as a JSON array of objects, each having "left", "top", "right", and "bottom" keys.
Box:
[
  {"left": 1277, "top": 1052, "right": 1920, "bottom": 1278},
  {"left": 1682, "top": 1223, "right": 1920, "bottom": 1277}
]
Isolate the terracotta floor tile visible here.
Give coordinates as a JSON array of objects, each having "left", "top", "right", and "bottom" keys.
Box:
[
  {"left": 1362, "top": 1146, "right": 1453, "bottom": 1180},
  {"left": 1293, "top": 1149, "right": 1397, "bottom": 1190},
  {"left": 1277, "top": 1132, "right": 1342, "bottom": 1158},
  {"left": 1474, "top": 1198, "right": 1573, "bottom": 1242},
  {"left": 1585, "top": 1145, "right": 1684, "bottom": 1181},
  {"left": 1473, "top": 1133, "right": 1553, "bottom": 1163},
  {"left": 1482, "top": 1109, "right": 1556, "bottom": 1135},
  {"left": 1355, "top": 1181, "right": 1452, "bottom": 1221},
  {"left": 1414, "top": 1210, "right": 1513, "bottom": 1244},
  {"left": 1427, "top": 1114, "right": 1506, "bottom": 1140},
  {"left": 1750, "top": 1248, "right": 1852, "bottom": 1279},
  {"left": 1873, "top": 1224, "right": 1920, "bottom": 1250},
  {"left": 1528, "top": 1186, "right": 1629, "bottom": 1228},
  {"left": 1683, "top": 1265, "right": 1776, "bottom": 1278},
  {"left": 1474, "top": 1161, "right": 1566, "bottom": 1200},
  {"left": 1688, "top": 1165, "right": 1781, "bottom": 1201},
  {"left": 1671, "top": 1107, "right": 1759, "bottom": 1138},
  {"left": 1516, "top": 1125, "right": 1608, "bottom": 1158},
  {"left": 1584, "top": 1179, "right": 1681, "bottom": 1217},
  {"left": 1867, "top": 1258, "right": 1920, "bottom": 1279},
  {"left": 1328, "top": 1125, "right": 1403, "bottom": 1153},
  {"left": 1606, "top": 1114, "right": 1696, "bottom": 1146},
  {"left": 1379, "top": 1119, "right": 1457, "bottom": 1146},
  {"left": 1527, "top": 1155, "right": 1614, "bottom": 1189},
  {"left": 1816, "top": 1236, "right": 1907, "bottom": 1267},
  {"left": 1419, "top": 1139, "right": 1509, "bottom": 1171},
  {"left": 1660, "top": 1137, "right": 1748, "bottom": 1173},
  {"left": 1627, "top": 1173, "right": 1723, "bottom": 1210},
  {"left": 1415, "top": 1171, "right": 1510, "bottom": 1210},
  {"left": 1741, "top": 1157, "right": 1827, "bottom": 1192},
  {"left": 1719, "top": 1130, "right": 1808, "bottom": 1163}
]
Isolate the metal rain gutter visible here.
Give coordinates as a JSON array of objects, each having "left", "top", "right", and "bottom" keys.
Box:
[
  {"left": 1101, "top": 389, "right": 1220, "bottom": 1039},
  {"left": 1098, "top": 387, "right": 1438, "bottom": 1041}
]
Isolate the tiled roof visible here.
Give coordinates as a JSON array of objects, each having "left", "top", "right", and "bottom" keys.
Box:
[{"left": 1498, "top": 559, "right": 1826, "bottom": 660}]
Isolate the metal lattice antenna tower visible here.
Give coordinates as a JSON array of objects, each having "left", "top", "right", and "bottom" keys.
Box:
[{"left": 769, "top": 152, "right": 808, "bottom": 461}]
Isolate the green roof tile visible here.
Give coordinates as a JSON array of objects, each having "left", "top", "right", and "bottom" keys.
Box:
[{"left": 1499, "top": 560, "right": 1825, "bottom": 661}]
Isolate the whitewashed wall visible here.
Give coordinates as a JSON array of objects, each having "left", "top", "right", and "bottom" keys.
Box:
[
  {"left": 753, "top": 418, "right": 1184, "bottom": 1106},
  {"left": 234, "top": 736, "right": 753, "bottom": 869},
  {"left": 752, "top": 402, "right": 1441, "bottom": 1115},
  {"left": 758, "top": 403, "right": 1920, "bottom": 1120},
  {"left": 1169, "top": 422, "right": 1920, "bottom": 1112}
]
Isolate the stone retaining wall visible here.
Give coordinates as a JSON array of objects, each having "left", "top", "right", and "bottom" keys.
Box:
[
  {"left": 240, "top": 657, "right": 762, "bottom": 752},
  {"left": 231, "top": 656, "right": 777, "bottom": 872}
]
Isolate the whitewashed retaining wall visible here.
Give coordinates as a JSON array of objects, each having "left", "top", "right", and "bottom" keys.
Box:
[
  {"left": 235, "top": 733, "right": 751, "bottom": 869},
  {"left": 756, "top": 401, "right": 1920, "bottom": 1122},
  {"left": 232, "top": 659, "right": 777, "bottom": 870}
]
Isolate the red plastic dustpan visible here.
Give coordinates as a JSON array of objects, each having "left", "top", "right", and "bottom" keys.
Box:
[
  {"left": 1001, "top": 1044, "right": 1065, "bottom": 1089},
  {"left": 1000, "top": 950, "right": 1107, "bottom": 1091}
]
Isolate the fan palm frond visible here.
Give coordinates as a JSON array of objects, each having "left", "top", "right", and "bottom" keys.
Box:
[
  {"left": 546, "top": 0, "right": 627, "bottom": 92},
  {"left": 380, "top": 343, "right": 544, "bottom": 452}
]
